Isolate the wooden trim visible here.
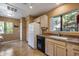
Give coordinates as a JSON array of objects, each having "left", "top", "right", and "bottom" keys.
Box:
[
  {"left": 44, "top": 31, "right": 79, "bottom": 37},
  {"left": 0, "top": 16, "right": 19, "bottom": 20},
  {"left": 59, "top": 32, "right": 79, "bottom": 37}
]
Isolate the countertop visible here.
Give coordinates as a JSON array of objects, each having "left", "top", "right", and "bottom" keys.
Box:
[{"left": 39, "top": 35, "right": 79, "bottom": 45}]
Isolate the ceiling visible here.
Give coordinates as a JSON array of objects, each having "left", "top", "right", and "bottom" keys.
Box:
[{"left": 0, "top": 3, "right": 61, "bottom": 19}]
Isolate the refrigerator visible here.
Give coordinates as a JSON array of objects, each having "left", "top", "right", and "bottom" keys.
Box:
[{"left": 27, "top": 22, "right": 42, "bottom": 49}]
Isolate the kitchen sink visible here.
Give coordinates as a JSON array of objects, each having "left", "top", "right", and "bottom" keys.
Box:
[{"left": 48, "top": 36, "right": 68, "bottom": 40}]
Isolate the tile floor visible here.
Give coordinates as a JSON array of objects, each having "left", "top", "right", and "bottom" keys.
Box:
[{"left": 0, "top": 40, "right": 45, "bottom": 56}]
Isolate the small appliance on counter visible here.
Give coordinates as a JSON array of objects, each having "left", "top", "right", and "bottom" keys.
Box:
[{"left": 37, "top": 35, "right": 45, "bottom": 53}]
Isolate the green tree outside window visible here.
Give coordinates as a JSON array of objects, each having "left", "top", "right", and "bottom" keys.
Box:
[
  {"left": 6, "top": 22, "right": 13, "bottom": 34},
  {"left": 0, "top": 21, "right": 13, "bottom": 34}
]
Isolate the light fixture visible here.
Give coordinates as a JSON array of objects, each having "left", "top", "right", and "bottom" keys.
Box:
[
  {"left": 7, "top": 14, "right": 12, "bottom": 16},
  {"left": 7, "top": 11, "right": 12, "bottom": 16},
  {"left": 56, "top": 3, "right": 60, "bottom": 5},
  {"left": 29, "top": 3, "right": 32, "bottom": 9},
  {"left": 29, "top": 5, "right": 32, "bottom": 9}
]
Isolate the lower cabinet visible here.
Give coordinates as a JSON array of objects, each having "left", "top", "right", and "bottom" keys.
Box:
[
  {"left": 54, "top": 44, "right": 67, "bottom": 56},
  {"left": 45, "top": 38, "right": 79, "bottom": 56},
  {"left": 45, "top": 39, "right": 54, "bottom": 56},
  {"left": 73, "top": 50, "right": 79, "bottom": 56},
  {"left": 67, "top": 43, "right": 79, "bottom": 56},
  {"left": 45, "top": 38, "right": 66, "bottom": 56}
]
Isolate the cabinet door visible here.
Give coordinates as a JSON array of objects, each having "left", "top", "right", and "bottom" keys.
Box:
[
  {"left": 73, "top": 49, "right": 79, "bottom": 56},
  {"left": 45, "top": 39, "right": 54, "bottom": 56},
  {"left": 67, "top": 43, "right": 79, "bottom": 56},
  {"left": 40, "top": 15, "right": 48, "bottom": 28},
  {"left": 67, "top": 48, "right": 79, "bottom": 56},
  {"left": 55, "top": 44, "right": 67, "bottom": 56},
  {"left": 34, "top": 17, "right": 40, "bottom": 23}
]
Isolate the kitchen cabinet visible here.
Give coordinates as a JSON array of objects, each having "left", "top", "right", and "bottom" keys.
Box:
[
  {"left": 45, "top": 36, "right": 79, "bottom": 56},
  {"left": 40, "top": 15, "right": 48, "bottom": 28},
  {"left": 34, "top": 15, "right": 48, "bottom": 28},
  {"left": 45, "top": 38, "right": 66, "bottom": 56},
  {"left": 73, "top": 50, "right": 79, "bottom": 56},
  {"left": 34, "top": 17, "right": 41, "bottom": 23},
  {"left": 45, "top": 39, "right": 54, "bottom": 56},
  {"left": 54, "top": 44, "right": 67, "bottom": 56},
  {"left": 67, "top": 43, "right": 79, "bottom": 56}
]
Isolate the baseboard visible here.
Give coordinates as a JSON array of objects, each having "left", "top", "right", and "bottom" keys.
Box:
[{"left": 0, "top": 40, "right": 19, "bottom": 44}]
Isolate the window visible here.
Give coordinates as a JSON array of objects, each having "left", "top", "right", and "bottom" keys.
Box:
[
  {"left": 0, "top": 21, "right": 4, "bottom": 34},
  {"left": 6, "top": 22, "right": 13, "bottom": 34},
  {"left": 62, "top": 10, "right": 78, "bottom": 31},
  {"left": 0, "top": 21, "right": 13, "bottom": 34},
  {"left": 50, "top": 9, "right": 79, "bottom": 32},
  {"left": 50, "top": 16, "right": 61, "bottom": 31}
]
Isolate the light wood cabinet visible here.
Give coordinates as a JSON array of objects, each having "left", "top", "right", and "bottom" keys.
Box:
[
  {"left": 67, "top": 43, "right": 79, "bottom": 56},
  {"left": 33, "top": 15, "right": 48, "bottom": 28},
  {"left": 34, "top": 17, "right": 41, "bottom": 23},
  {"left": 45, "top": 38, "right": 66, "bottom": 56},
  {"left": 54, "top": 44, "right": 67, "bottom": 56},
  {"left": 45, "top": 37, "right": 79, "bottom": 56},
  {"left": 73, "top": 50, "right": 79, "bottom": 56},
  {"left": 45, "top": 39, "right": 54, "bottom": 56},
  {"left": 40, "top": 15, "right": 48, "bottom": 28}
]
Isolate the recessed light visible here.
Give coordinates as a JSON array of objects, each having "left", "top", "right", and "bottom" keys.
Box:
[
  {"left": 56, "top": 3, "right": 60, "bottom": 5},
  {"left": 29, "top": 3, "right": 33, "bottom": 9},
  {"left": 7, "top": 14, "right": 12, "bottom": 16},
  {"left": 29, "top": 5, "right": 32, "bottom": 9}
]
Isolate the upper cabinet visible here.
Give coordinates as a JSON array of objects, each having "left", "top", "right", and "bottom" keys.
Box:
[
  {"left": 34, "top": 17, "right": 41, "bottom": 23},
  {"left": 40, "top": 15, "right": 48, "bottom": 28}
]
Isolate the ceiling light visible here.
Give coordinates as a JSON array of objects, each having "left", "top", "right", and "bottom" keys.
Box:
[
  {"left": 7, "top": 14, "right": 12, "bottom": 16},
  {"left": 56, "top": 3, "right": 60, "bottom": 5},
  {"left": 29, "top": 5, "right": 32, "bottom": 9},
  {"left": 29, "top": 3, "right": 33, "bottom": 9}
]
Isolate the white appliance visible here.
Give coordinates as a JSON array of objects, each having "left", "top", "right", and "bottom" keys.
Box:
[{"left": 27, "top": 22, "right": 42, "bottom": 49}]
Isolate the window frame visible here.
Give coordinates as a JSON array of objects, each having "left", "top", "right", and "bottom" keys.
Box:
[
  {"left": 0, "top": 21, "right": 14, "bottom": 34},
  {"left": 0, "top": 21, "right": 4, "bottom": 34},
  {"left": 62, "top": 9, "right": 79, "bottom": 32},
  {"left": 50, "top": 9, "right": 79, "bottom": 32},
  {"left": 5, "top": 22, "right": 14, "bottom": 34},
  {"left": 50, "top": 16, "right": 62, "bottom": 32}
]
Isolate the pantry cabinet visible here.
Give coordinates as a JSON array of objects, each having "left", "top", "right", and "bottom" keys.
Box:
[{"left": 40, "top": 15, "right": 48, "bottom": 28}]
